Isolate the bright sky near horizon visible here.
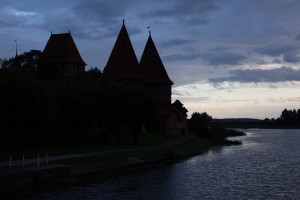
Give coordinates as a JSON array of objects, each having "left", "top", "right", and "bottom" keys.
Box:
[{"left": 1, "top": 0, "right": 300, "bottom": 119}]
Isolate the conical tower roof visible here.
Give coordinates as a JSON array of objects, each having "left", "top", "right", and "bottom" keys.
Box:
[
  {"left": 42, "top": 32, "right": 86, "bottom": 65},
  {"left": 140, "top": 34, "right": 173, "bottom": 85},
  {"left": 103, "top": 21, "right": 139, "bottom": 81}
]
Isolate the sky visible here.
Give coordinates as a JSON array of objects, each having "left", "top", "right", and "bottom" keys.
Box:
[{"left": 1, "top": 0, "right": 300, "bottom": 119}]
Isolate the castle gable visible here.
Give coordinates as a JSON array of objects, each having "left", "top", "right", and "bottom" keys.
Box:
[{"left": 42, "top": 33, "right": 86, "bottom": 66}]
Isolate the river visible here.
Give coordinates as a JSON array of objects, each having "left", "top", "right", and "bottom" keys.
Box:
[{"left": 29, "top": 129, "right": 300, "bottom": 200}]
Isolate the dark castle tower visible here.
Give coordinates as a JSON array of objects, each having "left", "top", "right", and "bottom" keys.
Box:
[
  {"left": 103, "top": 22, "right": 187, "bottom": 134},
  {"left": 103, "top": 21, "right": 141, "bottom": 83},
  {"left": 40, "top": 32, "right": 86, "bottom": 75},
  {"left": 140, "top": 33, "right": 174, "bottom": 132}
]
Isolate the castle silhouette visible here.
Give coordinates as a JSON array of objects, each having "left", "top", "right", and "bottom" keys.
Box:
[{"left": 42, "top": 21, "right": 188, "bottom": 134}]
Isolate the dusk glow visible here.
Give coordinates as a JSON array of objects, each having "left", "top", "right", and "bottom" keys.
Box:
[{"left": 2, "top": 0, "right": 300, "bottom": 119}]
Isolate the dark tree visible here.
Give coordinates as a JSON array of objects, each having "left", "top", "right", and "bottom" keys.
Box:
[
  {"left": 1, "top": 50, "right": 41, "bottom": 70},
  {"left": 188, "top": 112, "right": 212, "bottom": 137},
  {"left": 0, "top": 67, "right": 59, "bottom": 149}
]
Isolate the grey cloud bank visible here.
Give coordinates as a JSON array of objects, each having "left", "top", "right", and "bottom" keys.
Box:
[{"left": 209, "top": 66, "right": 300, "bottom": 84}]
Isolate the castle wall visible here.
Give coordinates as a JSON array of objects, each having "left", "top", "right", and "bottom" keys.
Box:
[{"left": 170, "top": 109, "right": 188, "bottom": 135}]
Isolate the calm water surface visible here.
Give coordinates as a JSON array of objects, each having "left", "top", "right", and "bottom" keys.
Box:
[{"left": 29, "top": 129, "right": 300, "bottom": 200}]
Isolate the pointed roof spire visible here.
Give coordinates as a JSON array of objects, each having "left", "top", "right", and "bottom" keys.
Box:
[
  {"left": 103, "top": 21, "right": 140, "bottom": 81},
  {"left": 140, "top": 34, "right": 173, "bottom": 85}
]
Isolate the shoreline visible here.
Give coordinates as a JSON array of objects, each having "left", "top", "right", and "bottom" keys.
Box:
[
  {"left": 0, "top": 128, "right": 246, "bottom": 196},
  {"left": 0, "top": 144, "right": 210, "bottom": 197}
]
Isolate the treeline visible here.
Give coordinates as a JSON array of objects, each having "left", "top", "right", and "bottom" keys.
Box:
[
  {"left": 0, "top": 50, "right": 159, "bottom": 149},
  {"left": 188, "top": 112, "right": 244, "bottom": 145},
  {"left": 265, "top": 108, "right": 300, "bottom": 127}
]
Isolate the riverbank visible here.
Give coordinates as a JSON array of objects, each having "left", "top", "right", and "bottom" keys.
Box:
[
  {"left": 0, "top": 137, "right": 210, "bottom": 196},
  {"left": 0, "top": 129, "right": 245, "bottom": 197}
]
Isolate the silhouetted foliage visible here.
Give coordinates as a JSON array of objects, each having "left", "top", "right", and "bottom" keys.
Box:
[
  {"left": 0, "top": 51, "right": 158, "bottom": 149},
  {"left": 208, "top": 127, "right": 244, "bottom": 145},
  {"left": 1, "top": 50, "right": 42, "bottom": 70},
  {"left": 188, "top": 112, "right": 212, "bottom": 137},
  {"left": 0, "top": 67, "right": 58, "bottom": 149},
  {"left": 188, "top": 111, "right": 243, "bottom": 144},
  {"left": 271, "top": 108, "right": 300, "bottom": 127}
]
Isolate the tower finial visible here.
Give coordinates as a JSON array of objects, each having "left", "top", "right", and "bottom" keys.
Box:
[
  {"left": 123, "top": 18, "right": 125, "bottom": 25},
  {"left": 147, "top": 26, "right": 151, "bottom": 36},
  {"left": 14, "top": 38, "right": 18, "bottom": 57}
]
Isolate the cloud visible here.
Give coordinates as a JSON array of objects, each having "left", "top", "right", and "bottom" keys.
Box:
[
  {"left": 143, "top": 0, "right": 218, "bottom": 25},
  {"left": 160, "top": 39, "right": 194, "bottom": 48},
  {"left": 295, "top": 33, "right": 300, "bottom": 40},
  {"left": 69, "top": 0, "right": 144, "bottom": 39},
  {"left": 71, "top": 0, "right": 132, "bottom": 24},
  {"left": 283, "top": 52, "right": 300, "bottom": 63},
  {"left": 172, "top": 89, "right": 191, "bottom": 96},
  {"left": 0, "top": 20, "right": 7, "bottom": 26},
  {"left": 209, "top": 66, "right": 300, "bottom": 84},
  {"left": 288, "top": 97, "right": 300, "bottom": 102},
  {"left": 255, "top": 44, "right": 300, "bottom": 63},
  {"left": 255, "top": 44, "right": 297, "bottom": 57},
  {"left": 267, "top": 97, "right": 300, "bottom": 103},
  {"left": 216, "top": 99, "right": 254, "bottom": 103},
  {"left": 163, "top": 53, "right": 201, "bottom": 62},
  {"left": 0, "top": 0, "right": 140, "bottom": 40},
  {"left": 174, "top": 96, "right": 211, "bottom": 102},
  {"left": 162, "top": 46, "right": 248, "bottom": 64},
  {"left": 203, "top": 52, "right": 247, "bottom": 66}
]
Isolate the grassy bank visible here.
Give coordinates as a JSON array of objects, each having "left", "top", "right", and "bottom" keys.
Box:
[
  {"left": 51, "top": 136, "right": 211, "bottom": 165},
  {"left": 209, "top": 127, "right": 246, "bottom": 145},
  {"left": 51, "top": 128, "right": 245, "bottom": 166},
  {"left": 0, "top": 128, "right": 246, "bottom": 195},
  {"left": 1, "top": 128, "right": 245, "bottom": 167},
  {"left": 196, "top": 127, "right": 246, "bottom": 146},
  {"left": 0, "top": 132, "right": 181, "bottom": 162}
]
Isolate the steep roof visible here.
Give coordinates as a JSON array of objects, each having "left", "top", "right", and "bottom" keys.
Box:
[
  {"left": 42, "top": 32, "right": 86, "bottom": 65},
  {"left": 140, "top": 34, "right": 173, "bottom": 85},
  {"left": 103, "top": 22, "right": 140, "bottom": 80}
]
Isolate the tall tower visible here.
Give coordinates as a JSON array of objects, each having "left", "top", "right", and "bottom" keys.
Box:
[
  {"left": 103, "top": 21, "right": 141, "bottom": 83},
  {"left": 140, "top": 33, "right": 174, "bottom": 132}
]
